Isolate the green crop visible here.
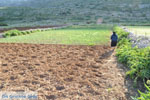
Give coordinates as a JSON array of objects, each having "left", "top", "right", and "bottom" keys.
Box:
[
  {"left": 3, "top": 29, "right": 48, "bottom": 38},
  {"left": 114, "top": 26, "right": 150, "bottom": 100}
]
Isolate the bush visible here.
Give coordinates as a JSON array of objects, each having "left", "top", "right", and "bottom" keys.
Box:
[
  {"left": 0, "top": 23, "right": 8, "bottom": 26},
  {"left": 21, "top": 31, "right": 27, "bottom": 35},
  {"left": 3, "top": 28, "right": 52, "bottom": 38},
  {"left": 11, "top": 32, "right": 18, "bottom": 36},
  {"left": 115, "top": 27, "right": 150, "bottom": 81},
  {"left": 30, "top": 30, "right": 33, "bottom": 33},
  {"left": 26, "top": 31, "right": 31, "bottom": 34},
  {"left": 134, "top": 84, "right": 150, "bottom": 100},
  {"left": 3, "top": 32, "right": 11, "bottom": 38},
  {"left": 37, "top": 29, "right": 41, "bottom": 32},
  {"left": 3, "top": 29, "right": 21, "bottom": 37},
  {"left": 113, "top": 26, "right": 129, "bottom": 41},
  {"left": 114, "top": 26, "right": 150, "bottom": 100}
]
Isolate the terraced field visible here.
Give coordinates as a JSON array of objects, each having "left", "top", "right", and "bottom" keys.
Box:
[
  {"left": 0, "top": 25, "right": 140, "bottom": 100},
  {"left": 0, "top": 25, "right": 111, "bottom": 45}
]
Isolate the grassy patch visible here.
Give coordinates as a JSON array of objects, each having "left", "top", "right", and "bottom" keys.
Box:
[
  {"left": 0, "top": 25, "right": 111, "bottom": 45},
  {"left": 127, "top": 26, "right": 150, "bottom": 35}
]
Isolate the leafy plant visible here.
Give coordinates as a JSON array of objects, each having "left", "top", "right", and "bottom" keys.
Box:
[
  {"left": 136, "top": 84, "right": 150, "bottom": 100},
  {"left": 3, "top": 29, "right": 48, "bottom": 38},
  {"left": 3, "top": 29, "right": 21, "bottom": 37},
  {"left": 115, "top": 26, "right": 150, "bottom": 100}
]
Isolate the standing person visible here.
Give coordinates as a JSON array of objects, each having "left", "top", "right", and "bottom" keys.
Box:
[{"left": 111, "top": 32, "right": 118, "bottom": 47}]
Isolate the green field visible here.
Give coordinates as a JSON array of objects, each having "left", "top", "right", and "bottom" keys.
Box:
[
  {"left": 0, "top": 25, "right": 111, "bottom": 45},
  {"left": 127, "top": 26, "right": 150, "bottom": 35}
]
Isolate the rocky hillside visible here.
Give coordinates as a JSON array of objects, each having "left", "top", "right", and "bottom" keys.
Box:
[{"left": 0, "top": 0, "right": 150, "bottom": 27}]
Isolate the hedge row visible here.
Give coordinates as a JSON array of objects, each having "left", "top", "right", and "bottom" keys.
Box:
[
  {"left": 3, "top": 29, "right": 52, "bottom": 38},
  {"left": 114, "top": 26, "right": 150, "bottom": 100},
  {"left": 0, "top": 23, "right": 8, "bottom": 26}
]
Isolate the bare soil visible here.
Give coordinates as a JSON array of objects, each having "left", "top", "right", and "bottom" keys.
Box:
[{"left": 0, "top": 43, "right": 138, "bottom": 100}]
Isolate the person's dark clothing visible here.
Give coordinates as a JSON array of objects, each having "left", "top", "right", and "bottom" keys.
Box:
[
  {"left": 111, "top": 41, "right": 117, "bottom": 47},
  {"left": 111, "top": 33, "right": 118, "bottom": 47}
]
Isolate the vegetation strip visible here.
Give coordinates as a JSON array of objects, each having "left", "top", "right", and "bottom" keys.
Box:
[
  {"left": 114, "top": 26, "right": 150, "bottom": 100},
  {"left": 0, "top": 25, "right": 67, "bottom": 33},
  {"left": 0, "top": 25, "right": 111, "bottom": 45},
  {"left": 1, "top": 25, "right": 68, "bottom": 38},
  {"left": 3, "top": 29, "right": 52, "bottom": 38}
]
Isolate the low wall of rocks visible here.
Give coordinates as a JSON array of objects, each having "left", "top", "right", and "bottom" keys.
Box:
[{"left": 122, "top": 27, "right": 150, "bottom": 48}]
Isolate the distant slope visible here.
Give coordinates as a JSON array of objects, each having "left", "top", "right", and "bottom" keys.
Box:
[
  {"left": 0, "top": 0, "right": 28, "bottom": 6},
  {"left": 0, "top": 0, "right": 150, "bottom": 27}
]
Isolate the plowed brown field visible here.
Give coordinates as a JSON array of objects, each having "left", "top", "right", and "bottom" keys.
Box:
[{"left": 0, "top": 44, "right": 137, "bottom": 100}]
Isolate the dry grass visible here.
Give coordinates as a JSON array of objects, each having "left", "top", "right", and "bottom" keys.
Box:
[{"left": 128, "top": 26, "right": 150, "bottom": 36}]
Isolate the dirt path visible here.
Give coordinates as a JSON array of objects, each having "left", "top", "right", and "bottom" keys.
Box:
[
  {"left": 0, "top": 44, "right": 138, "bottom": 100},
  {"left": 97, "top": 49, "right": 139, "bottom": 100}
]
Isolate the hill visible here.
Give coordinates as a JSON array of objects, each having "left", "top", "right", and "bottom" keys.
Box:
[{"left": 0, "top": 0, "right": 150, "bottom": 27}]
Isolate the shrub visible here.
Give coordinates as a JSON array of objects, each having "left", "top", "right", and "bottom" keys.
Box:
[
  {"left": 21, "top": 31, "right": 27, "bottom": 35},
  {"left": 3, "top": 29, "right": 21, "bottom": 37},
  {"left": 113, "top": 26, "right": 129, "bottom": 41},
  {"left": 115, "top": 27, "right": 150, "bottom": 81},
  {"left": 3, "top": 28, "right": 53, "bottom": 38},
  {"left": 26, "top": 31, "right": 31, "bottom": 34},
  {"left": 37, "top": 29, "right": 41, "bottom": 32},
  {"left": 30, "top": 30, "right": 33, "bottom": 33},
  {"left": 135, "top": 84, "right": 150, "bottom": 100},
  {"left": 114, "top": 26, "right": 150, "bottom": 100},
  {"left": 11, "top": 32, "right": 18, "bottom": 36},
  {"left": 3, "top": 32, "right": 11, "bottom": 38},
  {"left": 0, "top": 23, "right": 8, "bottom": 26}
]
